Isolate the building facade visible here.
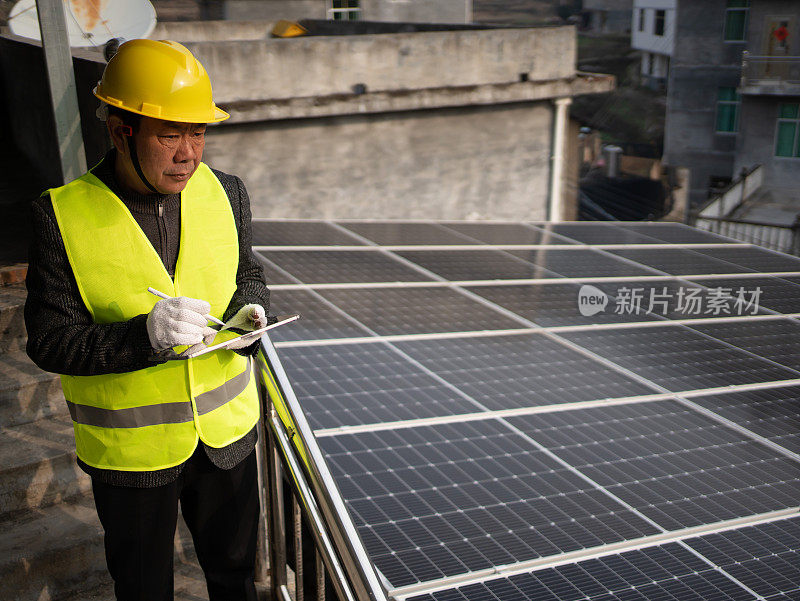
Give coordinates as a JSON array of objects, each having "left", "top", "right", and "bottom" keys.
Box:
[
  {"left": 663, "top": 0, "right": 799, "bottom": 207},
  {"left": 631, "top": 0, "right": 675, "bottom": 89},
  {"left": 583, "top": 0, "right": 633, "bottom": 34}
]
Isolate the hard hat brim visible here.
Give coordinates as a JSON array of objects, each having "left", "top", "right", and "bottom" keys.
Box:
[{"left": 93, "top": 88, "right": 230, "bottom": 124}]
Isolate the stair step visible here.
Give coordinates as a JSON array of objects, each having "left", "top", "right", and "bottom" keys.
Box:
[
  {"left": 0, "top": 349, "right": 66, "bottom": 428},
  {"left": 0, "top": 492, "right": 207, "bottom": 601},
  {"left": 0, "top": 413, "right": 90, "bottom": 518},
  {"left": 0, "top": 282, "right": 26, "bottom": 353}
]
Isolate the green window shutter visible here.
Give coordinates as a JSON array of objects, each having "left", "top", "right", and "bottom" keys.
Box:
[
  {"left": 724, "top": 11, "right": 747, "bottom": 40},
  {"left": 779, "top": 104, "right": 800, "bottom": 119},
  {"left": 776, "top": 122, "right": 797, "bottom": 157}
]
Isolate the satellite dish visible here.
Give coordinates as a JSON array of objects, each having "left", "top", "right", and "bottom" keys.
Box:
[{"left": 8, "top": 0, "right": 157, "bottom": 48}]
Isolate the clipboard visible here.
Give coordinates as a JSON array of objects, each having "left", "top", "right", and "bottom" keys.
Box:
[{"left": 180, "top": 313, "right": 300, "bottom": 358}]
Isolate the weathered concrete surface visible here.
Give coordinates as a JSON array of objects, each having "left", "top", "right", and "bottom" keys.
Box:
[
  {"left": 662, "top": 0, "right": 744, "bottom": 206},
  {"left": 360, "top": 0, "right": 470, "bottom": 24},
  {"left": 187, "top": 26, "right": 577, "bottom": 104},
  {"left": 734, "top": 95, "right": 800, "bottom": 191},
  {"left": 222, "top": 0, "right": 327, "bottom": 21},
  {"left": 219, "top": 72, "right": 614, "bottom": 123},
  {"left": 205, "top": 102, "right": 554, "bottom": 220},
  {"left": 152, "top": 19, "right": 274, "bottom": 42}
]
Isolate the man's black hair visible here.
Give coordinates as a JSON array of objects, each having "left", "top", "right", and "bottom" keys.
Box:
[{"left": 107, "top": 106, "right": 142, "bottom": 133}]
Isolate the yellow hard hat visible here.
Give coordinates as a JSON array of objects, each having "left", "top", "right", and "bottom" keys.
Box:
[{"left": 93, "top": 39, "right": 229, "bottom": 124}]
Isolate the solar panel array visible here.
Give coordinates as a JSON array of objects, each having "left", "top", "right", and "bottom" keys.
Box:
[{"left": 256, "top": 220, "right": 800, "bottom": 600}]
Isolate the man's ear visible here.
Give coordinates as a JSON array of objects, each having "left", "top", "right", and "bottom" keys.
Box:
[{"left": 107, "top": 115, "right": 131, "bottom": 156}]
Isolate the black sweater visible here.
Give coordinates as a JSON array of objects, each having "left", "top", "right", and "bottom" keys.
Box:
[{"left": 25, "top": 150, "right": 269, "bottom": 487}]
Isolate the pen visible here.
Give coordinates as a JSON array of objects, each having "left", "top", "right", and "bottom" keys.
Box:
[{"left": 147, "top": 287, "right": 226, "bottom": 327}]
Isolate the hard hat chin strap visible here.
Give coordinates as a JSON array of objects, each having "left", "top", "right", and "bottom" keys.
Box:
[{"left": 121, "top": 127, "right": 160, "bottom": 194}]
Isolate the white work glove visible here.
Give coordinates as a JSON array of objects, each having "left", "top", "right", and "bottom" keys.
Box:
[
  {"left": 224, "top": 304, "right": 267, "bottom": 350},
  {"left": 146, "top": 296, "right": 218, "bottom": 351}
]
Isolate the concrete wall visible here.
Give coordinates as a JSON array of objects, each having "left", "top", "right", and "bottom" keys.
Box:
[
  {"left": 185, "top": 26, "right": 575, "bottom": 104},
  {"left": 663, "top": 0, "right": 745, "bottom": 206},
  {"left": 584, "top": 0, "right": 632, "bottom": 33},
  {"left": 152, "top": 20, "right": 274, "bottom": 42},
  {"left": 204, "top": 102, "right": 554, "bottom": 220},
  {"left": 222, "top": 0, "right": 327, "bottom": 21},
  {"left": 360, "top": 0, "right": 470, "bottom": 24},
  {"left": 735, "top": 95, "right": 800, "bottom": 190},
  {"left": 746, "top": 0, "right": 799, "bottom": 56}
]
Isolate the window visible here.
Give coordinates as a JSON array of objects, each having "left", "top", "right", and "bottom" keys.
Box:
[
  {"left": 724, "top": 0, "right": 749, "bottom": 41},
  {"left": 715, "top": 87, "right": 741, "bottom": 133},
  {"left": 638, "top": 8, "right": 646, "bottom": 32},
  {"left": 775, "top": 103, "right": 800, "bottom": 157},
  {"left": 654, "top": 10, "right": 666, "bottom": 36},
  {"left": 330, "top": 0, "right": 360, "bottom": 20}
]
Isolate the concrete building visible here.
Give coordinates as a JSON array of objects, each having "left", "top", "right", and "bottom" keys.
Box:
[
  {"left": 0, "top": 20, "right": 612, "bottom": 221},
  {"left": 631, "top": 0, "right": 674, "bottom": 89},
  {"left": 219, "top": 0, "right": 472, "bottom": 24},
  {"left": 664, "top": 0, "right": 800, "bottom": 210},
  {"left": 583, "top": 0, "right": 633, "bottom": 34}
]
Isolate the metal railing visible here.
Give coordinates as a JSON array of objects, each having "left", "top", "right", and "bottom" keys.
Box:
[
  {"left": 693, "top": 215, "right": 800, "bottom": 255},
  {"left": 255, "top": 337, "right": 389, "bottom": 601},
  {"left": 741, "top": 51, "right": 800, "bottom": 87}
]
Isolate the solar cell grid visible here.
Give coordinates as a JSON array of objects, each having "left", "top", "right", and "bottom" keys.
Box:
[
  {"left": 510, "top": 402, "right": 800, "bottom": 530},
  {"left": 259, "top": 249, "right": 434, "bottom": 283},
  {"left": 506, "top": 248, "right": 657, "bottom": 278},
  {"left": 278, "top": 343, "right": 481, "bottom": 429},
  {"left": 318, "top": 419, "right": 659, "bottom": 588},
  {"left": 617, "top": 223, "right": 737, "bottom": 245},
  {"left": 266, "top": 289, "right": 370, "bottom": 342},
  {"left": 560, "top": 325, "right": 799, "bottom": 391},
  {"left": 395, "top": 333, "right": 655, "bottom": 410},
  {"left": 255, "top": 252, "right": 298, "bottom": 285},
  {"left": 465, "top": 282, "right": 660, "bottom": 327},
  {"left": 316, "top": 286, "right": 524, "bottom": 335},
  {"left": 395, "top": 249, "right": 563, "bottom": 281},
  {"left": 442, "top": 223, "right": 576, "bottom": 246},
  {"left": 686, "top": 276, "right": 800, "bottom": 315},
  {"left": 607, "top": 248, "right": 755, "bottom": 276},
  {"left": 691, "top": 386, "right": 800, "bottom": 454},
  {"left": 251, "top": 220, "right": 363, "bottom": 246},
  {"left": 690, "top": 318, "right": 800, "bottom": 373},
  {"left": 686, "top": 518, "right": 800, "bottom": 600},
  {"left": 407, "top": 543, "right": 755, "bottom": 601},
  {"left": 532, "top": 223, "right": 662, "bottom": 245},
  {"left": 338, "top": 222, "right": 481, "bottom": 246},
  {"left": 695, "top": 246, "right": 800, "bottom": 273}
]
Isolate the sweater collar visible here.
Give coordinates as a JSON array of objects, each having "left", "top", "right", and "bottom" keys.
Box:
[{"left": 92, "top": 149, "right": 182, "bottom": 215}]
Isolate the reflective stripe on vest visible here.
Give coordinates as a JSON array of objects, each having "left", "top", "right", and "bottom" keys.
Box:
[
  {"left": 49, "top": 164, "right": 261, "bottom": 471},
  {"left": 67, "top": 358, "right": 252, "bottom": 428}
]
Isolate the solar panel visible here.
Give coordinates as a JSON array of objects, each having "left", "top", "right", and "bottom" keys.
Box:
[
  {"left": 560, "top": 325, "right": 798, "bottom": 391},
  {"left": 396, "top": 249, "right": 561, "bottom": 281},
  {"left": 259, "top": 249, "right": 434, "bottom": 283},
  {"left": 316, "top": 286, "right": 524, "bottom": 335},
  {"left": 505, "top": 248, "right": 657, "bottom": 278},
  {"left": 442, "top": 223, "right": 577, "bottom": 246},
  {"left": 607, "top": 248, "right": 755, "bottom": 276},
  {"left": 339, "top": 222, "right": 481, "bottom": 246},
  {"left": 394, "top": 333, "right": 655, "bottom": 410},
  {"left": 407, "top": 542, "right": 755, "bottom": 601},
  {"left": 510, "top": 401, "right": 800, "bottom": 530},
  {"left": 256, "top": 220, "right": 800, "bottom": 600},
  {"left": 318, "top": 419, "right": 659, "bottom": 588},
  {"left": 465, "top": 282, "right": 660, "bottom": 327},
  {"left": 251, "top": 220, "right": 363, "bottom": 246},
  {"left": 278, "top": 342, "right": 480, "bottom": 429},
  {"left": 266, "top": 288, "right": 371, "bottom": 342},
  {"left": 691, "top": 386, "right": 800, "bottom": 454}
]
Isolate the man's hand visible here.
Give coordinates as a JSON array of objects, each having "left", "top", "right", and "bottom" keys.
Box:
[
  {"left": 224, "top": 304, "right": 267, "bottom": 332},
  {"left": 146, "top": 296, "right": 218, "bottom": 350}
]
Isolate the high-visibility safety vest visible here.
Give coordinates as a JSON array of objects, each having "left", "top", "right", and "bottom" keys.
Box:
[{"left": 49, "top": 163, "right": 261, "bottom": 471}]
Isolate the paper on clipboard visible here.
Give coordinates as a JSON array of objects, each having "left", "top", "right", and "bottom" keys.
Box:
[{"left": 182, "top": 314, "right": 300, "bottom": 358}]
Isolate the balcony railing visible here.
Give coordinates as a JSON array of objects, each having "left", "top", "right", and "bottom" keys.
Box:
[{"left": 741, "top": 51, "right": 800, "bottom": 92}]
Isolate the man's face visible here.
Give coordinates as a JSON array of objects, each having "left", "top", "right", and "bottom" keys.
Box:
[{"left": 112, "top": 115, "right": 207, "bottom": 195}]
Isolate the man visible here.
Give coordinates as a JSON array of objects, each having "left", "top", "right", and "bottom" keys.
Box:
[{"left": 24, "top": 39, "right": 269, "bottom": 601}]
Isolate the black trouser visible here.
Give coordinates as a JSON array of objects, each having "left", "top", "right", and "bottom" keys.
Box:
[{"left": 91, "top": 446, "right": 259, "bottom": 601}]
